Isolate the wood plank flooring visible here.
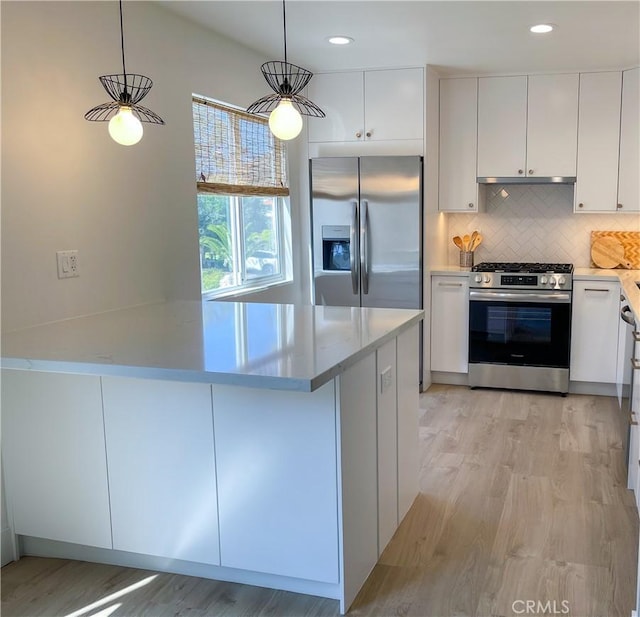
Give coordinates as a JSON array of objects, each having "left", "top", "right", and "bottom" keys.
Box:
[{"left": 2, "top": 386, "right": 637, "bottom": 616}]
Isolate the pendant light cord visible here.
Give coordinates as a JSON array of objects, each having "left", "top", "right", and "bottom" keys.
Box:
[
  {"left": 282, "top": 0, "right": 287, "bottom": 64},
  {"left": 119, "top": 0, "right": 128, "bottom": 94}
]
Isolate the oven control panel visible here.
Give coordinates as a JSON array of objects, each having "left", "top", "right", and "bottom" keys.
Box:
[{"left": 471, "top": 273, "right": 572, "bottom": 290}]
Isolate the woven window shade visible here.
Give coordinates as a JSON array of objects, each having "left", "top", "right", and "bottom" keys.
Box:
[{"left": 193, "top": 96, "right": 289, "bottom": 197}]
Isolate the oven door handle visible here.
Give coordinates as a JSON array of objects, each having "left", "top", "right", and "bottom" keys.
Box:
[{"left": 469, "top": 290, "right": 572, "bottom": 303}]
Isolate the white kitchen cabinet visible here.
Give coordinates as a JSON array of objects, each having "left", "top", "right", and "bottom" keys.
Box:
[
  {"left": 618, "top": 67, "right": 640, "bottom": 213},
  {"left": 102, "top": 377, "right": 220, "bottom": 565},
  {"left": 376, "top": 339, "right": 398, "bottom": 555},
  {"left": 307, "top": 68, "right": 424, "bottom": 144},
  {"left": 430, "top": 275, "right": 469, "bottom": 373},
  {"left": 477, "top": 74, "right": 579, "bottom": 178},
  {"left": 574, "top": 71, "right": 622, "bottom": 212},
  {"left": 570, "top": 280, "right": 620, "bottom": 383},
  {"left": 439, "top": 78, "right": 484, "bottom": 212},
  {"left": 1, "top": 370, "right": 112, "bottom": 549},
  {"left": 477, "top": 76, "right": 527, "bottom": 178},
  {"left": 213, "top": 381, "right": 340, "bottom": 584},
  {"left": 526, "top": 73, "right": 579, "bottom": 177}
]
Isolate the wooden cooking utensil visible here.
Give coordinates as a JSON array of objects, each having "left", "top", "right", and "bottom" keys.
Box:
[
  {"left": 470, "top": 231, "right": 478, "bottom": 251},
  {"left": 453, "top": 236, "right": 464, "bottom": 250},
  {"left": 471, "top": 233, "right": 482, "bottom": 251},
  {"left": 462, "top": 234, "right": 471, "bottom": 251},
  {"left": 591, "top": 236, "right": 631, "bottom": 268}
]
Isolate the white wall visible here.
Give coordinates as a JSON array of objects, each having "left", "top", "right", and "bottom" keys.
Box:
[
  {"left": 1, "top": 1, "right": 304, "bottom": 332},
  {"left": 446, "top": 184, "right": 640, "bottom": 266}
]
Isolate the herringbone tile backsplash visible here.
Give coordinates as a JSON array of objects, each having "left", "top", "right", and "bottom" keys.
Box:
[{"left": 446, "top": 184, "right": 640, "bottom": 266}]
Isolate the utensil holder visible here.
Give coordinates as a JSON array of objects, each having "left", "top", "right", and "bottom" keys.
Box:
[{"left": 459, "top": 250, "right": 474, "bottom": 269}]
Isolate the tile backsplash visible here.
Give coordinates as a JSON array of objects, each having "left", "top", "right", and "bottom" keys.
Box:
[{"left": 446, "top": 184, "right": 640, "bottom": 267}]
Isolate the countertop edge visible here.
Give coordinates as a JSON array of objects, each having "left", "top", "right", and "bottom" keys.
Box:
[{"left": 1, "top": 309, "right": 425, "bottom": 393}]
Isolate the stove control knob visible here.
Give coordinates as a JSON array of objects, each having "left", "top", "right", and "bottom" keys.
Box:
[
  {"left": 549, "top": 276, "right": 557, "bottom": 286},
  {"left": 474, "top": 274, "right": 482, "bottom": 283},
  {"left": 558, "top": 276, "right": 566, "bottom": 286},
  {"left": 483, "top": 274, "right": 491, "bottom": 284},
  {"left": 540, "top": 276, "right": 548, "bottom": 285}
]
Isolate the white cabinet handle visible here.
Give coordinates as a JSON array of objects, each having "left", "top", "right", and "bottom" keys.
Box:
[
  {"left": 355, "top": 131, "right": 362, "bottom": 139},
  {"left": 438, "top": 282, "right": 463, "bottom": 287}
]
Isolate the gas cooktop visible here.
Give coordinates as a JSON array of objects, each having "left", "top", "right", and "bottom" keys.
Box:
[{"left": 472, "top": 262, "right": 574, "bottom": 274}]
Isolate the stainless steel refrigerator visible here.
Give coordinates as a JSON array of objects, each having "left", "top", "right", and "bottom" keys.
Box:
[{"left": 310, "top": 155, "right": 423, "bottom": 382}]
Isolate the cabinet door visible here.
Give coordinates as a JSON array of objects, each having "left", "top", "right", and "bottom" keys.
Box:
[
  {"left": 570, "top": 280, "right": 620, "bottom": 383},
  {"left": 376, "top": 339, "right": 397, "bottom": 555},
  {"left": 1, "top": 370, "right": 111, "bottom": 549},
  {"left": 307, "top": 71, "right": 364, "bottom": 143},
  {"left": 213, "top": 381, "right": 339, "bottom": 583},
  {"left": 364, "top": 68, "right": 424, "bottom": 141},
  {"left": 618, "top": 67, "right": 640, "bottom": 213},
  {"left": 574, "top": 71, "right": 622, "bottom": 212},
  {"left": 477, "top": 76, "right": 527, "bottom": 178},
  {"left": 102, "top": 377, "right": 220, "bottom": 565},
  {"left": 439, "top": 78, "right": 479, "bottom": 212},
  {"left": 430, "top": 276, "right": 469, "bottom": 373},
  {"left": 527, "top": 74, "right": 579, "bottom": 177}
]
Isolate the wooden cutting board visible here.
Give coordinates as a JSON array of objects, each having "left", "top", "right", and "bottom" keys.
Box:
[
  {"left": 591, "top": 237, "right": 627, "bottom": 268},
  {"left": 591, "top": 231, "right": 640, "bottom": 269}
]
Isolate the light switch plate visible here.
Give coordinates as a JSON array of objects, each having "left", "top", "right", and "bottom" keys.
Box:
[{"left": 56, "top": 250, "right": 79, "bottom": 279}]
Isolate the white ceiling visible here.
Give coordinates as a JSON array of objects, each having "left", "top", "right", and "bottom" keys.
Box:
[{"left": 159, "top": 1, "right": 640, "bottom": 76}]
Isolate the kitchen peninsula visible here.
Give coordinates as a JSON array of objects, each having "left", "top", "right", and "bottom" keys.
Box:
[{"left": 1, "top": 300, "right": 423, "bottom": 614}]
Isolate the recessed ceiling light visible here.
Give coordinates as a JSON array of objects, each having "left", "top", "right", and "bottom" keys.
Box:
[
  {"left": 530, "top": 24, "right": 554, "bottom": 34},
  {"left": 328, "top": 36, "right": 354, "bottom": 46}
]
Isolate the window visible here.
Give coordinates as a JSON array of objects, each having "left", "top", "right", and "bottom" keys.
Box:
[{"left": 193, "top": 96, "right": 290, "bottom": 297}]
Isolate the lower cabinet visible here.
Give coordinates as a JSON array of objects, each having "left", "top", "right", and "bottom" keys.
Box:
[
  {"left": 430, "top": 275, "right": 469, "bottom": 373},
  {"left": 1, "top": 370, "right": 112, "bottom": 549},
  {"left": 102, "top": 377, "right": 220, "bottom": 565},
  {"left": 212, "top": 381, "right": 340, "bottom": 583},
  {"left": 570, "top": 280, "right": 620, "bottom": 383}
]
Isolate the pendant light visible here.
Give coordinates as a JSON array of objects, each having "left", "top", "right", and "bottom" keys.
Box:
[
  {"left": 247, "top": 0, "right": 325, "bottom": 140},
  {"left": 85, "top": 0, "right": 164, "bottom": 146}
]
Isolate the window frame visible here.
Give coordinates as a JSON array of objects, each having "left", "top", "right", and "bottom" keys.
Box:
[{"left": 193, "top": 95, "right": 291, "bottom": 299}]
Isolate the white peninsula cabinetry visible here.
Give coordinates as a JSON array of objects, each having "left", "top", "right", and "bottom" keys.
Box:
[
  {"left": 430, "top": 274, "right": 469, "bottom": 375},
  {"left": 477, "top": 74, "right": 578, "bottom": 179},
  {"left": 307, "top": 68, "right": 424, "bottom": 154},
  {"left": 1, "top": 301, "right": 422, "bottom": 615},
  {"left": 570, "top": 278, "right": 621, "bottom": 384}
]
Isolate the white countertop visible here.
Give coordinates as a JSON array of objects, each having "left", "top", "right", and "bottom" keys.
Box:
[{"left": 1, "top": 301, "right": 424, "bottom": 392}]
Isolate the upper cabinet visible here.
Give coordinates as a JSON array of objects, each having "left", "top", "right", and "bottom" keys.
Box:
[
  {"left": 618, "top": 68, "right": 640, "bottom": 213},
  {"left": 574, "top": 71, "right": 622, "bottom": 212},
  {"left": 307, "top": 68, "right": 424, "bottom": 144},
  {"left": 439, "top": 78, "right": 484, "bottom": 212},
  {"left": 477, "top": 74, "right": 579, "bottom": 178}
]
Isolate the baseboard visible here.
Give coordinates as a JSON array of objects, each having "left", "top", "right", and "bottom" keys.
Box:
[
  {"left": 431, "top": 371, "right": 469, "bottom": 386},
  {"left": 1, "top": 526, "right": 16, "bottom": 566},
  {"left": 20, "top": 536, "right": 340, "bottom": 601},
  {"left": 569, "top": 381, "right": 617, "bottom": 397}
]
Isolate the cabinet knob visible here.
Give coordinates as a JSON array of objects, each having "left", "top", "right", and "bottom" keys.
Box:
[
  {"left": 528, "top": 169, "right": 534, "bottom": 175},
  {"left": 617, "top": 203, "right": 623, "bottom": 209},
  {"left": 355, "top": 131, "right": 362, "bottom": 139},
  {"left": 578, "top": 203, "right": 584, "bottom": 208},
  {"left": 468, "top": 203, "right": 474, "bottom": 208},
  {"left": 365, "top": 129, "right": 373, "bottom": 138},
  {"left": 518, "top": 169, "right": 524, "bottom": 175}
]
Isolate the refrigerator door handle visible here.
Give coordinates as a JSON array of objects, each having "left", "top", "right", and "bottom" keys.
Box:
[
  {"left": 360, "top": 199, "right": 369, "bottom": 294},
  {"left": 350, "top": 200, "right": 359, "bottom": 294}
]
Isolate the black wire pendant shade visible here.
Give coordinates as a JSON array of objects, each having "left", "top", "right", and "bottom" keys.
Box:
[
  {"left": 85, "top": 0, "right": 164, "bottom": 126},
  {"left": 247, "top": 1, "right": 325, "bottom": 119}
]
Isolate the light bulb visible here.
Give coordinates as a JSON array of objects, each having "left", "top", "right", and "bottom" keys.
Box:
[
  {"left": 268, "top": 99, "right": 303, "bottom": 140},
  {"left": 108, "top": 107, "right": 143, "bottom": 146}
]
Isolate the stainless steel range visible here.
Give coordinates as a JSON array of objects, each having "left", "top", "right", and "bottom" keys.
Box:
[{"left": 468, "top": 262, "right": 574, "bottom": 394}]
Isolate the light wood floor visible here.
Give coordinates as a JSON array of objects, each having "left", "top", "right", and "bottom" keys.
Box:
[{"left": 2, "top": 385, "right": 638, "bottom": 616}]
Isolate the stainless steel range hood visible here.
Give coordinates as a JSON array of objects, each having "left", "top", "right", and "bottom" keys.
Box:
[{"left": 477, "top": 176, "right": 576, "bottom": 185}]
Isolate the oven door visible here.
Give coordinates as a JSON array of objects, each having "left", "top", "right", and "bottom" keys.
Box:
[{"left": 469, "top": 290, "right": 572, "bottom": 368}]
